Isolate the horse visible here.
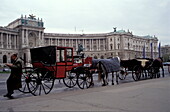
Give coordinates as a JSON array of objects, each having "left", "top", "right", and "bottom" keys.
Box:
[
  {"left": 150, "top": 57, "right": 164, "bottom": 78},
  {"left": 91, "top": 57, "right": 120, "bottom": 86}
]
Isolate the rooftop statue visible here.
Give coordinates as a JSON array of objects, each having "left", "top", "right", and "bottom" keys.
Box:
[
  {"left": 28, "top": 14, "right": 36, "bottom": 20},
  {"left": 113, "top": 27, "right": 117, "bottom": 32}
]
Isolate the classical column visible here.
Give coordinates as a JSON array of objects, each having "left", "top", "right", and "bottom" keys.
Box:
[
  {"left": 26, "top": 30, "right": 28, "bottom": 47},
  {"left": 69, "top": 39, "right": 71, "bottom": 47},
  {"left": 72, "top": 39, "right": 74, "bottom": 47},
  {"left": 104, "top": 39, "right": 106, "bottom": 50},
  {"left": 14, "top": 35, "right": 16, "bottom": 49},
  {"left": 71, "top": 39, "right": 72, "bottom": 47},
  {"left": 98, "top": 39, "right": 100, "bottom": 51},
  {"left": 83, "top": 39, "right": 85, "bottom": 49},
  {"left": 57, "top": 39, "right": 59, "bottom": 46},
  {"left": 6, "top": 34, "right": 8, "bottom": 49},
  {"left": 50, "top": 38, "right": 52, "bottom": 45},
  {"left": 54, "top": 39, "right": 56, "bottom": 45},
  {"left": 76, "top": 39, "right": 78, "bottom": 50},
  {"left": 9, "top": 34, "right": 12, "bottom": 49},
  {"left": 68, "top": 39, "right": 70, "bottom": 47},
  {"left": 16, "top": 35, "right": 18, "bottom": 48},
  {"left": 41, "top": 31, "right": 43, "bottom": 46},
  {"left": 64, "top": 39, "right": 66, "bottom": 47},
  {"left": 48, "top": 38, "right": 50, "bottom": 45},
  {"left": 84, "top": 39, "right": 86, "bottom": 51},
  {"left": 38, "top": 31, "right": 41, "bottom": 46},
  {"left": 91, "top": 39, "right": 93, "bottom": 51},
  {"left": 89, "top": 39, "right": 91, "bottom": 51},
  {"left": 96, "top": 39, "right": 99, "bottom": 51},
  {"left": 22, "top": 29, "right": 24, "bottom": 47},
  {"left": 0, "top": 33, "right": 3, "bottom": 48}
]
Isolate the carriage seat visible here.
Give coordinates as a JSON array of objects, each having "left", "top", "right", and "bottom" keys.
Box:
[{"left": 136, "top": 59, "right": 149, "bottom": 67}]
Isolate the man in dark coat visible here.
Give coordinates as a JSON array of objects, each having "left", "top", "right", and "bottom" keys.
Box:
[{"left": 4, "top": 54, "right": 22, "bottom": 99}]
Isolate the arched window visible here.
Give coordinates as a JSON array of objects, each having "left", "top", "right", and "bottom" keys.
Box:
[
  {"left": 128, "top": 43, "right": 130, "bottom": 49},
  {"left": 110, "top": 44, "right": 113, "bottom": 50},
  {"left": 117, "top": 43, "right": 120, "bottom": 49},
  {"left": 3, "top": 55, "right": 7, "bottom": 63}
]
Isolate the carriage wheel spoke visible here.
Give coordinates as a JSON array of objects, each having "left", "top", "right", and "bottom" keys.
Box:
[
  {"left": 80, "top": 80, "right": 84, "bottom": 87},
  {"left": 70, "top": 80, "right": 74, "bottom": 87},
  {"left": 83, "top": 81, "right": 85, "bottom": 89},
  {"left": 42, "top": 84, "right": 47, "bottom": 94},
  {"left": 71, "top": 79, "right": 75, "bottom": 85},
  {"left": 69, "top": 80, "right": 72, "bottom": 86},
  {"left": 29, "top": 82, "right": 35, "bottom": 89},
  {"left": 23, "top": 84, "right": 27, "bottom": 92},
  {"left": 85, "top": 81, "right": 88, "bottom": 88},
  {"left": 32, "top": 85, "right": 38, "bottom": 94},
  {"left": 39, "top": 85, "right": 42, "bottom": 95},
  {"left": 43, "top": 83, "right": 51, "bottom": 89}
]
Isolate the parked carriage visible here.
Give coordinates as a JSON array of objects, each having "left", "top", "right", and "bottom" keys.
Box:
[
  {"left": 19, "top": 46, "right": 93, "bottom": 96},
  {"left": 120, "top": 58, "right": 152, "bottom": 81},
  {"left": 120, "top": 58, "right": 164, "bottom": 82}
]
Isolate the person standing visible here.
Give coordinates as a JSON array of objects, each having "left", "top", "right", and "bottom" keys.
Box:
[{"left": 3, "top": 54, "right": 22, "bottom": 99}]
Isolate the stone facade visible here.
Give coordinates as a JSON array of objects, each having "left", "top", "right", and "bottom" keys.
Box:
[{"left": 0, "top": 15, "right": 159, "bottom": 66}]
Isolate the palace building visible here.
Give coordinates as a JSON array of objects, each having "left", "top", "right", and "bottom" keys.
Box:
[{"left": 0, "top": 15, "right": 159, "bottom": 66}]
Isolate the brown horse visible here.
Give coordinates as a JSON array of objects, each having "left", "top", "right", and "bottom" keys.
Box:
[{"left": 150, "top": 57, "right": 164, "bottom": 78}]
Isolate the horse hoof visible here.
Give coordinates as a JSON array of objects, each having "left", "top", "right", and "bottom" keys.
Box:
[
  {"left": 102, "top": 84, "right": 105, "bottom": 86},
  {"left": 91, "top": 83, "right": 94, "bottom": 87}
]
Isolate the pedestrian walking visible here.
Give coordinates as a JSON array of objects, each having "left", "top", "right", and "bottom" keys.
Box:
[{"left": 3, "top": 54, "right": 22, "bottom": 99}]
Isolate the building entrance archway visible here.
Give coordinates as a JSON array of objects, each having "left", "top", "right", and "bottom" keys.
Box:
[{"left": 3, "top": 55, "right": 7, "bottom": 63}]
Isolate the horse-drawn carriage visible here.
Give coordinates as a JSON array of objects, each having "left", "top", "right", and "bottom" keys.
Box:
[
  {"left": 119, "top": 58, "right": 164, "bottom": 82},
  {"left": 19, "top": 46, "right": 164, "bottom": 96},
  {"left": 19, "top": 46, "right": 93, "bottom": 96}
]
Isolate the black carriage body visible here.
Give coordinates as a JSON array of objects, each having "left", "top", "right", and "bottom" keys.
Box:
[{"left": 30, "top": 46, "right": 56, "bottom": 65}]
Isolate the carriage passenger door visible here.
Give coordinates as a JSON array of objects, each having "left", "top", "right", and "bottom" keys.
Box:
[
  {"left": 66, "top": 48, "right": 73, "bottom": 65},
  {"left": 65, "top": 48, "right": 73, "bottom": 71},
  {"left": 56, "top": 48, "right": 66, "bottom": 78}
]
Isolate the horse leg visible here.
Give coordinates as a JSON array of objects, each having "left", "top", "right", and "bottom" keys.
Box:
[
  {"left": 116, "top": 72, "right": 119, "bottom": 84},
  {"left": 144, "top": 70, "right": 147, "bottom": 79},
  {"left": 112, "top": 72, "right": 114, "bottom": 85},
  {"left": 101, "top": 73, "right": 106, "bottom": 86},
  {"left": 90, "top": 73, "right": 94, "bottom": 87},
  {"left": 162, "top": 66, "right": 164, "bottom": 77},
  {"left": 106, "top": 72, "right": 109, "bottom": 85}
]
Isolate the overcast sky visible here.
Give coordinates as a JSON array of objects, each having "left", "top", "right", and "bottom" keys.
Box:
[{"left": 0, "top": 0, "right": 169, "bottom": 45}]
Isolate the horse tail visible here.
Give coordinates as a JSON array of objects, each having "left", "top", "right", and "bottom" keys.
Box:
[{"left": 97, "top": 61, "right": 108, "bottom": 82}]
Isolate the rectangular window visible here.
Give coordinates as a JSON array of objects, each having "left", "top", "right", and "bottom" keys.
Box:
[{"left": 66, "top": 48, "right": 73, "bottom": 62}]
